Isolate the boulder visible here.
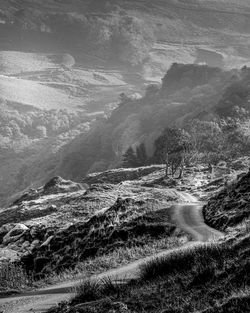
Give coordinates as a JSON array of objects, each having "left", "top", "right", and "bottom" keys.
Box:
[
  {"left": 43, "top": 176, "right": 83, "bottom": 195},
  {"left": 3, "top": 224, "right": 29, "bottom": 245},
  {"left": 0, "top": 248, "right": 20, "bottom": 263},
  {"left": 0, "top": 224, "right": 14, "bottom": 243},
  {"left": 41, "top": 235, "right": 54, "bottom": 247},
  {"left": 21, "top": 241, "right": 30, "bottom": 250},
  {"left": 30, "top": 239, "right": 40, "bottom": 250}
]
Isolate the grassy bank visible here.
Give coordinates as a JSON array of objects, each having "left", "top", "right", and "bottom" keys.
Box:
[
  {"left": 48, "top": 234, "right": 250, "bottom": 313},
  {"left": 0, "top": 233, "right": 186, "bottom": 293}
]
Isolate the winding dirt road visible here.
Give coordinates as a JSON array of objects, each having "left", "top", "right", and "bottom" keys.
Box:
[{"left": 0, "top": 193, "right": 223, "bottom": 313}]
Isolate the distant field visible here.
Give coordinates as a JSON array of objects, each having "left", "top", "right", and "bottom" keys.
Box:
[
  {"left": 0, "top": 51, "right": 64, "bottom": 75},
  {"left": 0, "top": 50, "right": 128, "bottom": 111},
  {"left": 0, "top": 75, "right": 84, "bottom": 110}
]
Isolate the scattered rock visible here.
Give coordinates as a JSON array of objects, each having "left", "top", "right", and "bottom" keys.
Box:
[
  {"left": 3, "top": 224, "right": 29, "bottom": 245},
  {"left": 0, "top": 248, "right": 20, "bottom": 263},
  {"left": 41, "top": 235, "right": 54, "bottom": 247}
]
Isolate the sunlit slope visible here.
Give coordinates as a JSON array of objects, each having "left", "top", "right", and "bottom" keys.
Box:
[
  {"left": 0, "top": 51, "right": 73, "bottom": 75},
  {"left": 0, "top": 75, "right": 84, "bottom": 110},
  {"left": 0, "top": 50, "right": 127, "bottom": 111},
  {"left": 1, "top": 0, "right": 250, "bottom": 53}
]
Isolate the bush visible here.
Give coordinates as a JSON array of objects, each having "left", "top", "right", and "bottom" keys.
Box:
[
  {"left": 73, "top": 279, "right": 102, "bottom": 303},
  {"left": 72, "top": 277, "right": 129, "bottom": 305}
]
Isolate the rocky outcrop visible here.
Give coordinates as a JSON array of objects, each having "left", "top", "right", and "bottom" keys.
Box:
[
  {"left": 83, "top": 166, "right": 164, "bottom": 185},
  {"left": 0, "top": 223, "right": 49, "bottom": 256},
  {"left": 42, "top": 176, "right": 83, "bottom": 196},
  {"left": 13, "top": 176, "right": 84, "bottom": 206},
  {"left": 3, "top": 224, "right": 29, "bottom": 245},
  {"left": 0, "top": 176, "right": 84, "bottom": 228},
  {"left": 0, "top": 248, "right": 20, "bottom": 263}
]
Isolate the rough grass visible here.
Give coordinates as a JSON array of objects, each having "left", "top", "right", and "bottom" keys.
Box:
[
  {"left": 0, "top": 233, "right": 185, "bottom": 293},
  {"left": 23, "top": 198, "right": 181, "bottom": 278},
  {"left": 47, "top": 233, "right": 250, "bottom": 313},
  {"left": 38, "top": 234, "right": 186, "bottom": 287},
  {"left": 72, "top": 277, "right": 130, "bottom": 305},
  {"left": 0, "top": 262, "right": 33, "bottom": 293},
  {"left": 139, "top": 242, "right": 224, "bottom": 281}
]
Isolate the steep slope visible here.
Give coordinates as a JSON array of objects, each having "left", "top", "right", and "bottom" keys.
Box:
[{"left": 204, "top": 170, "right": 250, "bottom": 231}]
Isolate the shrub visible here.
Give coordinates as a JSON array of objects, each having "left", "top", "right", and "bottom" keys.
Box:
[
  {"left": 73, "top": 279, "right": 102, "bottom": 304},
  {"left": 72, "top": 277, "right": 129, "bottom": 305}
]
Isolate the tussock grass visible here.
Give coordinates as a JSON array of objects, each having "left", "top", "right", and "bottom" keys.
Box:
[
  {"left": 72, "top": 277, "right": 130, "bottom": 305},
  {"left": 39, "top": 235, "right": 186, "bottom": 286},
  {"left": 47, "top": 234, "right": 250, "bottom": 313},
  {"left": 72, "top": 242, "right": 226, "bottom": 304},
  {"left": 139, "top": 242, "right": 225, "bottom": 281},
  {"left": 73, "top": 279, "right": 102, "bottom": 303},
  {"left": 0, "top": 262, "right": 33, "bottom": 292}
]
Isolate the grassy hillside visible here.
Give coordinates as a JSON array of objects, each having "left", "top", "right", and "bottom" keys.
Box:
[
  {"left": 1, "top": 0, "right": 250, "bottom": 205},
  {"left": 0, "top": 47, "right": 129, "bottom": 205},
  {"left": 46, "top": 169, "right": 250, "bottom": 313}
]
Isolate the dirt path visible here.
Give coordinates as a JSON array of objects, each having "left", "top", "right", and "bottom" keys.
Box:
[
  {"left": 173, "top": 192, "right": 224, "bottom": 242},
  {"left": 0, "top": 193, "right": 224, "bottom": 313}
]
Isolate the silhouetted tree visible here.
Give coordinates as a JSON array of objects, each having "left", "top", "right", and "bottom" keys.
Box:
[
  {"left": 154, "top": 127, "right": 191, "bottom": 178},
  {"left": 122, "top": 146, "right": 138, "bottom": 168},
  {"left": 136, "top": 143, "right": 148, "bottom": 166}
]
